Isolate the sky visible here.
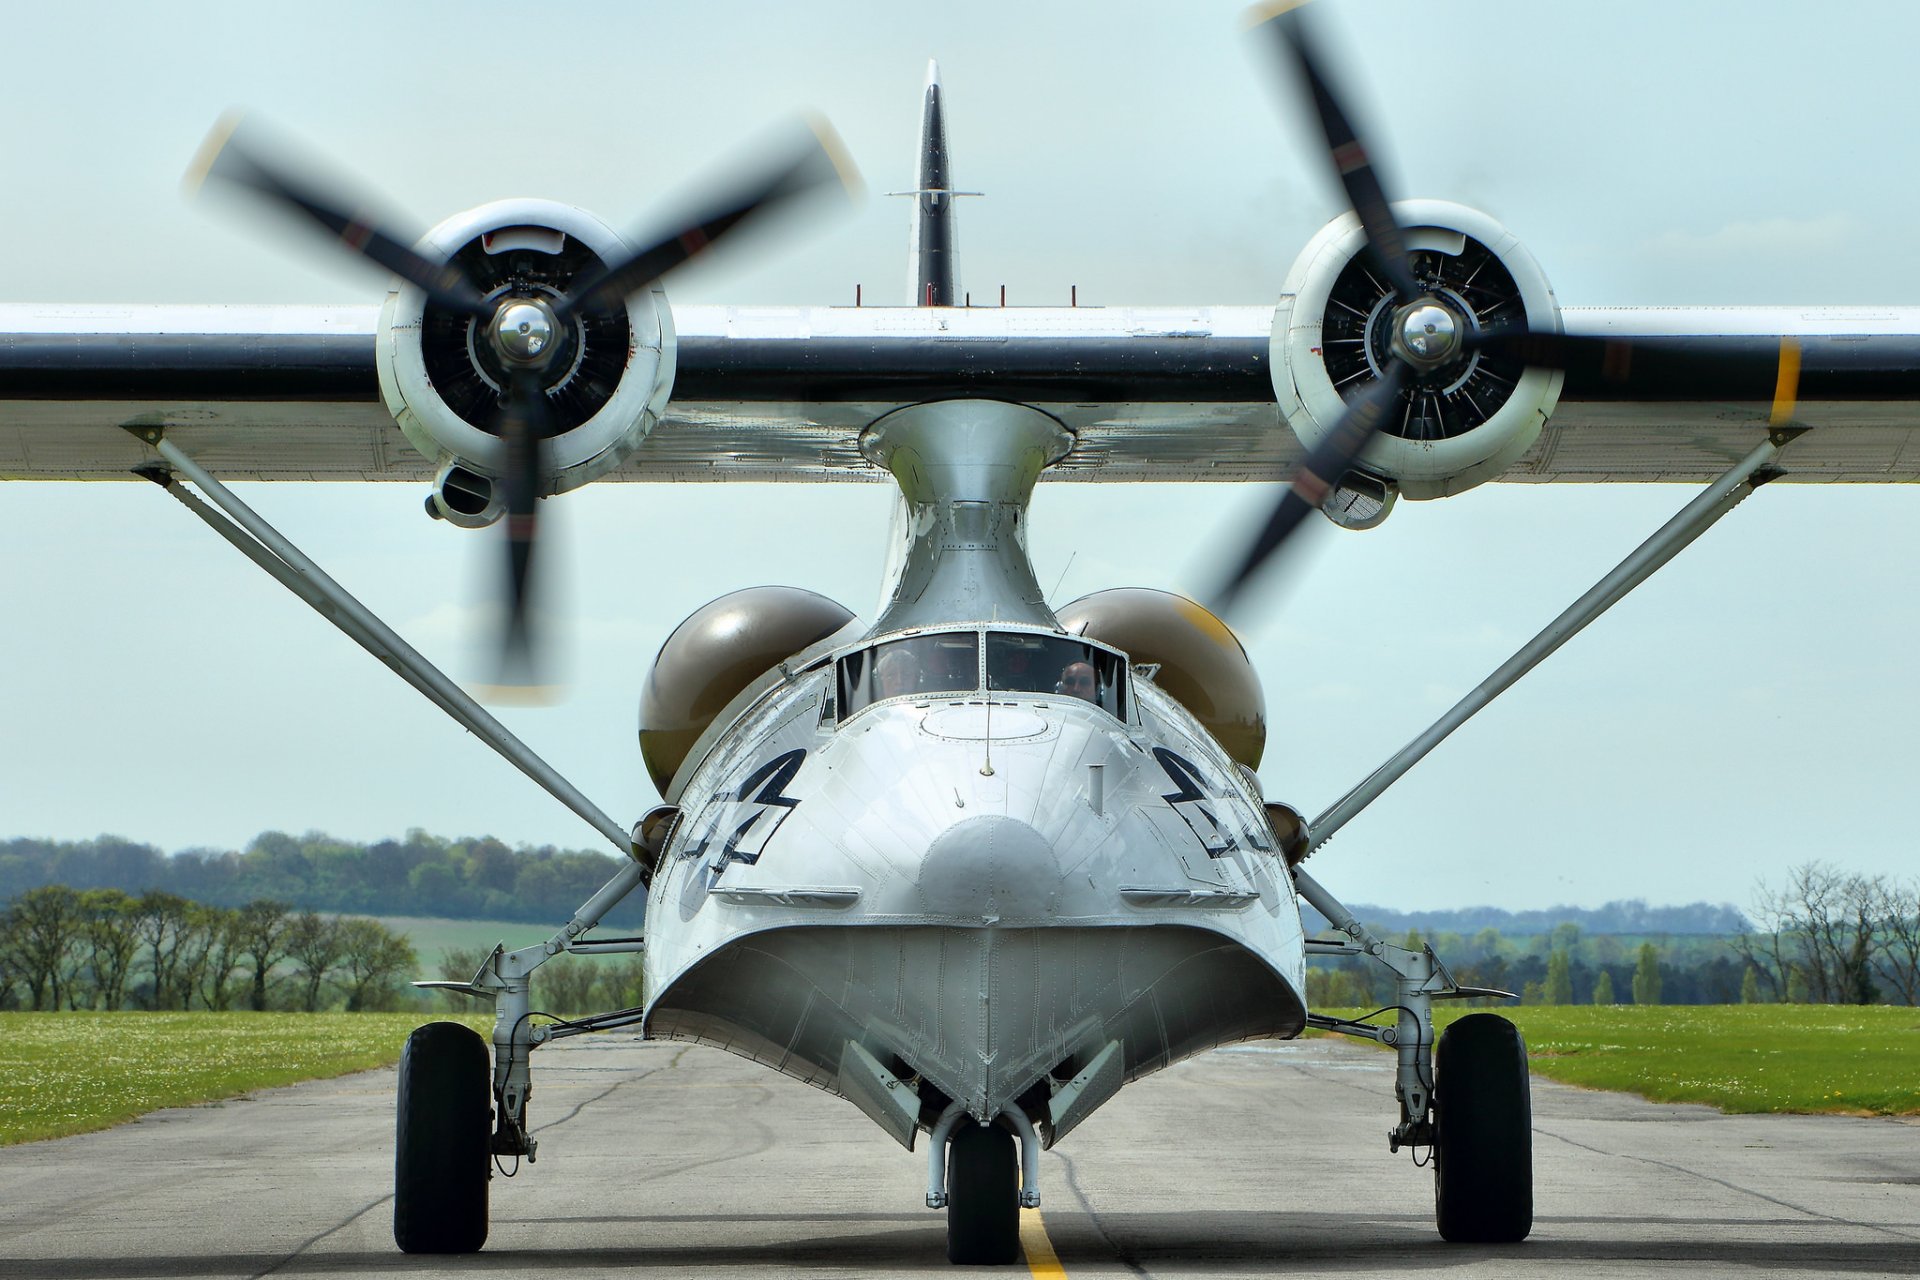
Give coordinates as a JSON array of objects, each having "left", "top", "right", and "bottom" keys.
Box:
[{"left": 2, "top": 0, "right": 1917, "bottom": 914}]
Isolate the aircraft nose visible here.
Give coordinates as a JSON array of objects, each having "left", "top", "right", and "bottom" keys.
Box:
[{"left": 915, "top": 814, "right": 1062, "bottom": 921}]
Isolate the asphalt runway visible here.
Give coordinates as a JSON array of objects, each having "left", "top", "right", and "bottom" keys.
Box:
[{"left": 1, "top": 1034, "right": 1915, "bottom": 1279}]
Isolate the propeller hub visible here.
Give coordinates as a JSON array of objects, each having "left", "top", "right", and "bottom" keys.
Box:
[
  {"left": 486, "top": 298, "right": 561, "bottom": 368},
  {"left": 1391, "top": 300, "right": 1463, "bottom": 370}
]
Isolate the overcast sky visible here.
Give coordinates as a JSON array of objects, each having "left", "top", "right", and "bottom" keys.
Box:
[{"left": 2, "top": 1, "right": 1916, "bottom": 914}]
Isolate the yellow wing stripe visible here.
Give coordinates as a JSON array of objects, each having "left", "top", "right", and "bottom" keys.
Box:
[{"left": 1771, "top": 338, "right": 1802, "bottom": 427}]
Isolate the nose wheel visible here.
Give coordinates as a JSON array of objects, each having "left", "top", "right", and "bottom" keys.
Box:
[{"left": 945, "top": 1119, "right": 1021, "bottom": 1265}]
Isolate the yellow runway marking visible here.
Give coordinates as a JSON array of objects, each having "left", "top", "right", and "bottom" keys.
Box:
[{"left": 1021, "top": 1207, "right": 1066, "bottom": 1278}]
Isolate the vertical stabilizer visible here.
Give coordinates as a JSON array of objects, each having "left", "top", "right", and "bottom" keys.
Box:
[{"left": 909, "top": 59, "right": 959, "bottom": 306}]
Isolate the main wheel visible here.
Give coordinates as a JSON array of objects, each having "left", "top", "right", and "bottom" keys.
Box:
[
  {"left": 946, "top": 1119, "right": 1020, "bottom": 1265},
  {"left": 394, "top": 1021, "right": 492, "bottom": 1253},
  {"left": 1433, "top": 1012, "right": 1532, "bottom": 1243}
]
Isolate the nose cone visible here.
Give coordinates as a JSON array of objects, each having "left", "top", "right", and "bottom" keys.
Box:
[{"left": 916, "top": 815, "right": 1061, "bottom": 919}]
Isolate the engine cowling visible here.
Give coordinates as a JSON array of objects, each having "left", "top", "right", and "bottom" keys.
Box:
[
  {"left": 376, "top": 199, "right": 677, "bottom": 526},
  {"left": 638, "top": 587, "right": 860, "bottom": 798},
  {"left": 1057, "top": 588, "right": 1266, "bottom": 770},
  {"left": 1272, "top": 199, "right": 1563, "bottom": 509}
]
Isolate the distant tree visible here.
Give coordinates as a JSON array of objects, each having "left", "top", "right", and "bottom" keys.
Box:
[
  {"left": 233, "top": 900, "right": 294, "bottom": 1012},
  {"left": 285, "top": 911, "right": 344, "bottom": 1012},
  {"left": 1870, "top": 878, "right": 1920, "bottom": 1006},
  {"left": 435, "top": 947, "right": 492, "bottom": 1010},
  {"left": 188, "top": 905, "right": 245, "bottom": 1011},
  {"left": 1551, "top": 921, "right": 1583, "bottom": 956},
  {"left": 1740, "top": 863, "right": 1883, "bottom": 1005},
  {"left": 131, "top": 892, "right": 193, "bottom": 1010},
  {"left": 535, "top": 957, "right": 598, "bottom": 1018},
  {"left": 1632, "top": 943, "right": 1663, "bottom": 1005},
  {"left": 595, "top": 955, "right": 646, "bottom": 1011},
  {"left": 334, "top": 919, "right": 417, "bottom": 1012},
  {"left": 1, "top": 885, "right": 84, "bottom": 1010},
  {"left": 1544, "top": 950, "right": 1573, "bottom": 1006},
  {"left": 76, "top": 888, "right": 141, "bottom": 1010},
  {"left": 1402, "top": 928, "right": 1423, "bottom": 953},
  {"left": 1591, "top": 969, "right": 1616, "bottom": 1005},
  {"left": 1740, "top": 966, "right": 1761, "bottom": 1005},
  {"left": 1787, "top": 965, "right": 1810, "bottom": 1004}
]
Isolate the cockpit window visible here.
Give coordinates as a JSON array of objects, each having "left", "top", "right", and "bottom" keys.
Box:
[
  {"left": 838, "top": 632, "right": 980, "bottom": 718},
  {"left": 985, "top": 632, "right": 1127, "bottom": 718}
]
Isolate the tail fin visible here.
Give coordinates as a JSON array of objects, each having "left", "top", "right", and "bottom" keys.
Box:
[{"left": 908, "top": 59, "right": 960, "bottom": 306}]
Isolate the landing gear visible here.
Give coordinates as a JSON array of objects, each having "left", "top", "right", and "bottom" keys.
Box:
[
  {"left": 393, "top": 1021, "right": 492, "bottom": 1254},
  {"left": 946, "top": 1120, "right": 1021, "bottom": 1266},
  {"left": 1434, "top": 1013, "right": 1532, "bottom": 1243}
]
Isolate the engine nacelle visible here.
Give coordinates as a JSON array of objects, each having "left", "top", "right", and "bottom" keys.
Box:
[
  {"left": 1272, "top": 199, "right": 1563, "bottom": 505},
  {"left": 1057, "top": 588, "right": 1266, "bottom": 770},
  {"left": 377, "top": 199, "right": 677, "bottom": 523},
  {"left": 638, "top": 587, "right": 859, "bottom": 798}
]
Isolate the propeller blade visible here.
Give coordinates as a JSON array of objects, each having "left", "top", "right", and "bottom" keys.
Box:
[
  {"left": 1216, "top": 361, "right": 1409, "bottom": 612},
  {"left": 558, "top": 116, "right": 859, "bottom": 320},
  {"left": 1250, "top": 1, "right": 1421, "bottom": 303},
  {"left": 493, "top": 367, "right": 550, "bottom": 692},
  {"left": 186, "top": 113, "right": 489, "bottom": 317}
]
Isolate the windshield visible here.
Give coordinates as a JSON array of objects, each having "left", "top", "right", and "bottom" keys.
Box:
[
  {"left": 838, "top": 632, "right": 980, "bottom": 717},
  {"left": 985, "top": 632, "right": 1127, "bottom": 718}
]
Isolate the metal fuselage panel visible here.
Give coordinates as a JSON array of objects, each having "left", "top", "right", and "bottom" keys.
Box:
[{"left": 641, "top": 666, "right": 1309, "bottom": 1133}]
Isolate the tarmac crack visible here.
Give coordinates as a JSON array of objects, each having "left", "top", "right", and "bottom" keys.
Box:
[
  {"left": 1053, "top": 1147, "right": 1151, "bottom": 1278},
  {"left": 531, "top": 1042, "right": 691, "bottom": 1136},
  {"left": 248, "top": 1191, "right": 391, "bottom": 1280},
  {"left": 1534, "top": 1123, "right": 1920, "bottom": 1243}
]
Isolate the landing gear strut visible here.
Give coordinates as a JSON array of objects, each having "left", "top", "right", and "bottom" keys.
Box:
[{"left": 1294, "top": 866, "right": 1529, "bottom": 1243}]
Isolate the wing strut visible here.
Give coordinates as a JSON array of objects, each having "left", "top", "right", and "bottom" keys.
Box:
[
  {"left": 1304, "top": 426, "right": 1807, "bottom": 857},
  {"left": 126, "top": 429, "right": 633, "bottom": 856}
]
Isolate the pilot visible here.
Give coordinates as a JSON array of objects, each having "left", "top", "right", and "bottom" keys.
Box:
[
  {"left": 875, "top": 648, "right": 920, "bottom": 699},
  {"left": 1057, "top": 661, "right": 1098, "bottom": 702}
]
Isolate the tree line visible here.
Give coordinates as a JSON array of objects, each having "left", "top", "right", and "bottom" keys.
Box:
[
  {"left": 0, "top": 886, "right": 417, "bottom": 1013},
  {"left": 0, "top": 831, "right": 642, "bottom": 927},
  {"left": 1307, "top": 862, "right": 1920, "bottom": 1008}
]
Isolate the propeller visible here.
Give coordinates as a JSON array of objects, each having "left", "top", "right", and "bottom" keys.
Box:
[
  {"left": 191, "top": 112, "right": 857, "bottom": 692},
  {"left": 1223, "top": 3, "right": 1806, "bottom": 615},
  {"left": 1217, "top": 2, "right": 1435, "bottom": 613}
]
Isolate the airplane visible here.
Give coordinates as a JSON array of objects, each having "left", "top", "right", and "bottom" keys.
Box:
[{"left": 4, "top": 1, "right": 1919, "bottom": 1268}]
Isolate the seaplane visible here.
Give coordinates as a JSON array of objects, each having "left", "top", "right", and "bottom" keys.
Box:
[{"left": 3, "top": 3, "right": 1917, "bottom": 1265}]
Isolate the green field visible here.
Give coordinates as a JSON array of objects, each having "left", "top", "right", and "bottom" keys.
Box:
[
  {"left": 0, "top": 1012, "right": 485, "bottom": 1146},
  {"left": 376, "top": 915, "right": 562, "bottom": 969},
  {"left": 377, "top": 915, "right": 641, "bottom": 973},
  {"left": 1315, "top": 1004, "right": 1920, "bottom": 1115},
  {"left": 6, "top": 1005, "right": 1916, "bottom": 1149}
]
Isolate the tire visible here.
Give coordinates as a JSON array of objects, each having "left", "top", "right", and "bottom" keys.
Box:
[
  {"left": 946, "top": 1119, "right": 1021, "bottom": 1265},
  {"left": 393, "top": 1021, "right": 492, "bottom": 1254},
  {"left": 1434, "top": 1012, "right": 1532, "bottom": 1244}
]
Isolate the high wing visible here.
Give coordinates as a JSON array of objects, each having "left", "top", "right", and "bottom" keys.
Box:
[{"left": 5, "top": 300, "right": 1919, "bottom": 485}]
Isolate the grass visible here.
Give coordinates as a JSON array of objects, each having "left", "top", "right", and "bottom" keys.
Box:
[
  {"left": 374, "top": 916, "right": 561, "bottom": 969},
  {"left": 1313, "top": 1004, "right": 1920, "bottom": 1116},
  {"left": 0, "top": 1011, "right": 486, "bottom": 1146},
  {"left": 8, "top": 1004, "right": 1916, "bottom": 1149}
]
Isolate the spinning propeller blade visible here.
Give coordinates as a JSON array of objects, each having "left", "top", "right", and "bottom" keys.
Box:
[
  {"left": 189, "top": 112, "right": 859, "bottom": 696},
  {"left": 187, "top": 113, "right": 488, "bottom": 317}
]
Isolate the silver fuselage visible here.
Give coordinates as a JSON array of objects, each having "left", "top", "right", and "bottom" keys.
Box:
[{"left": 639, "top": 400, "right": 1307, "bottom": 1146}]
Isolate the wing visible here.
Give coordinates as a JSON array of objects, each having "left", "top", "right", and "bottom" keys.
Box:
[{"left": 4, "top": 300, "right": 1919, "bottom": 485}]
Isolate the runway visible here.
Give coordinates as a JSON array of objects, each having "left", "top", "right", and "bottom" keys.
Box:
[{"left": 0, "top": 1033, "right": 1915, "bottom": 1278}]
